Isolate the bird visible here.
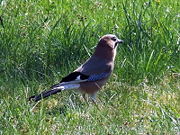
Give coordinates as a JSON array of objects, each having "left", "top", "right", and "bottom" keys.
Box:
[{"left": 29, "top": 34, "right": 123, "bottom": 102}]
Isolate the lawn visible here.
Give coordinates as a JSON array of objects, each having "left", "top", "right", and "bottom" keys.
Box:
[{"left": 0, "top": 0, "right": 179, "bottom": 134}]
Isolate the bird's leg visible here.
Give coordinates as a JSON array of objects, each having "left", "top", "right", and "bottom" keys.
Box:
[
  {"left": 82, "top": 93, "right": 89, "bottom": 105},
  {"left": 90, "top": 92, "right": 100, "bottom": 110},
  {"left": 90, "top": 92, "right": 97, "bottom": 103}
]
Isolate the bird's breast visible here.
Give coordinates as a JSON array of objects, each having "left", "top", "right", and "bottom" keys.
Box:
[{"left": 79, "top": 77, "right": 110, "bottom": 94}]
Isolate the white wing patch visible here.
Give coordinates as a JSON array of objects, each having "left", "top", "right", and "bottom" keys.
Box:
[{"left": 76, "top": 75, "right": 81, "bottom": 80}]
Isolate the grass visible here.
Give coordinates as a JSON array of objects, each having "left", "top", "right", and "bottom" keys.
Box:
[{"left": 0, "top": 0, "right": 179, "bottom": 134}]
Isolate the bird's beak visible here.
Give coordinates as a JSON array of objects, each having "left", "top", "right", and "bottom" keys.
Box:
[
  {"left": 114, "top": 39, "right": 124, "bottom": 48},
  {"left": 116, "top": 39, "right": 124, "bottom": 44}
]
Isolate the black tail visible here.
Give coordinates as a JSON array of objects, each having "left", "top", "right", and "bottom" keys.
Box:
[{"left": 28, "top": 88, "right": 62, "bottom": 102}]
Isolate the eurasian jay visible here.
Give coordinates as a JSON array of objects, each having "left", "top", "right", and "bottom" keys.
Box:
[{"left": 29, "top": 34, "right": 123, "bottom": 102}]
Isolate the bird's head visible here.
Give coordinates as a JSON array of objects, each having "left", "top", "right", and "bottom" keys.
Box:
[
  {"left": 98, "top": 34, "right": 123, "bottom": 50},
  {"left": 94, "top": 34, "right": 123, "bottom": 60}
]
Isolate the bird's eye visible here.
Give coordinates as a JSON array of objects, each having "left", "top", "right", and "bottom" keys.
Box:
[{"left": 111, "top": 37, "right": 117, "bottom": 41}]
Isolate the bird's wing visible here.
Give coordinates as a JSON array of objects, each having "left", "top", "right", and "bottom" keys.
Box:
[
  {"left": 51, "top": 72, "right": 89, "bottom": 88},
  {"left": 87, "top": 72, "right": 110, "bottom": 81},
  {"left": 60, "top": 72, "right": 89, "bottom": 83},
  {"left": 51, "top": 71, "right": 110, "bottom": 89},
  {"left": 75, "top": 55, "right": 114, "bottom": 75},
  {"left": 52, "top": 56, "right": 113, "bottom": 88}
]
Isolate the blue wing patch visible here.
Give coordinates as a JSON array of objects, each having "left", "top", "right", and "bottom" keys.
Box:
[{"left": 87, "top": 73, "right": 109, "bottom": 81}]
